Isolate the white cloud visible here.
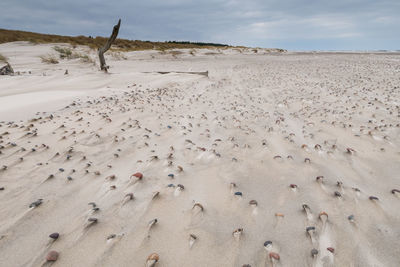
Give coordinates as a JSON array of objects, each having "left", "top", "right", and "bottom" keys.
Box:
[{"left": 240, "top": 15, "right": 361, "bottom": 41}]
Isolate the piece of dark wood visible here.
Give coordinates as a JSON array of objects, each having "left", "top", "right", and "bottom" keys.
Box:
[
  {"left": 98, "top": 19, "right": 121, "bottom": 72},
  {"left": 143, "top": 71, "right": 209, "bottom": 77},
  {"left": 0, "top": 63, "right": 14, "bottom": 75}
]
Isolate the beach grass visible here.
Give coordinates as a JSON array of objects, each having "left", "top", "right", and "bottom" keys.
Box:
[
  {"left": 40, "top": 54, "right": 59, "bottom": 64},
  {"left": 0, "top": 53, "right": 7, "bottom": 62},
  {"left": 0, "top": 28, "right": 229, "bottom": 51}
]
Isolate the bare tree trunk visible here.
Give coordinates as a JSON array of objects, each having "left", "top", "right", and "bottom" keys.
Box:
[{"left": 98, "top": 19, "right": 121, "bottom": 72}]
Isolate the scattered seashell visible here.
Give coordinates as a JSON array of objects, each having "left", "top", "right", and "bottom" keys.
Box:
[
  {"left": 46, "top": 251, "right": 59, "bottom": 262},
  {"left": 311, "top": 248, "right": 318, "bottom": 257},
  {"left": 107, "top": 234, "right": 116, "bottom": 240},
  {"left": 193, "top": 203, "right": 204, "bottom": 211},
  {"left": 146, "top": 253, "right": 159, "bottom": 267},
  {"left": 249, "top": 200, "right": 258, "bottom": 206},
  {"left": 232, "top": 228, "right": 243, "bottom": 239},
  {"left": 106, "top": 175, "right": 116, "bottom": 180},
  {"left": 49, "top": 233, "right": 59, "bottom": 240},
  {"left": 131, "top": 172, "right": 143, "bottom": 179},
  {"left": 148, "top": 218, "right": 158, "bottom": 228},
  {"left": 29, "top": 199, "right": 43, "bottom": 208},
  {"left": 306, "top": 226, "right": 315, "bottom": 236},
  {"left": 189, "top": 234, "right": 197, "bottom": 248},
  {"left": 88, "top": 217, "right": 98, "bottom": 223},
  {"left": 264, "top": 240, "right": 273, "bottom": 249},
  {"left": 391, "top": 189, "right": 400, "bottom": 194},
  {"left": 177, "top": 184, "right": 184, "bottom": 190},
  {"left": 152, "top": 191, "right": 160, "bottom": 199},
  {"left": 302, "top": 204, "right": 310, "bottom": 211},
  {"left": 269, "top": 252, "right": 280, "bottom": 261},
  {"left": 319, "top": 211, "right": 328, "bottom": 220},
  {"left": 125, "top": 193, "right": 134, "bottom": 200}
]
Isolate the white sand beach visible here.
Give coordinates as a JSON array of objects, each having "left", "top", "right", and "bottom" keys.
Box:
[{"left": 0, "top": 42, "right": 399, "bottom": 267}]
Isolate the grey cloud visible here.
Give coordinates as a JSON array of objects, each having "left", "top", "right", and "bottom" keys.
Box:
[{"left": 0, "top": 0, "right": 399, "bottom": 50}]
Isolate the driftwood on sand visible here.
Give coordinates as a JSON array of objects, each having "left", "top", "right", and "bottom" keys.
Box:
[
  {"left": 0, "top": 63, "right": 14, "bottom": 75},
  {"left": 98, "top": 19, "right": 121, "bottom": 72},
  {"left": 144, "top": 71, "right": 209, "bottom": 77}
]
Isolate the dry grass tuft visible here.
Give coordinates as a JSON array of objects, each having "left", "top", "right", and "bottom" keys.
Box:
[
  {"left": 0, "top": 53, "right": 7, "bottom": 62},
  {"left": 205, "top": 52, "right": 220, "bottom": 55},
  {"left": 77, "top": 54, "right": 95, "bottom": 64},
  {"left": 169, "top": 50, "right": 183, "bottom": 58},
  {"left": 40, "top": 54, "right": 59, "bottom": 64},
  {"left": 53, "top": 46, "right": 73, "bottom": 59},
  {"left": 110, "top": 51, "right": 127, "bottom": 60},
  {"left": 52, "top": 46, "right": 95, "bottom": 63}
]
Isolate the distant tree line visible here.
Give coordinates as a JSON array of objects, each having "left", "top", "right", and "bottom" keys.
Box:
[{"left": 166, "top": 41, "right": 228, "bottom": 47}]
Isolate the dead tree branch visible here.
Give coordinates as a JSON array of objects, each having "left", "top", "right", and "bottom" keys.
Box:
[{"left": 98, "top": 19, "right": 121, "bottom": 72}]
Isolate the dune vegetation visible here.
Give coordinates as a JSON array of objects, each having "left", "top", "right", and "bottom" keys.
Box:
[
  {"left": 0, "top": 28, "right": 230, "bottom": 51},
  {"left": 0, "top": 53, "right": 7, "bottom": 62}
]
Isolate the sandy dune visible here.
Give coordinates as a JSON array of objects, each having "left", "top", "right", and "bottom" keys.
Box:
[{"left": 0, "top": 42, "right": 399, "bottom": 267}]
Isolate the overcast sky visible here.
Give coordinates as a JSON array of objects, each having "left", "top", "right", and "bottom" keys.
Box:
[{"left": 1, "top": 0, "right": 399, "bottom": 50}]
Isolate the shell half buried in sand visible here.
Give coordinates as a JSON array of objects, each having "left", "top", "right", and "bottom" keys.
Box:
[
  {"left": 146, "top": 253, "right": 159, "bottom": 267},
  {"left": 192, "top": 203, "right": 204, "bottom": 211},
  {"left": 189, "top": 234, "right": 197, "bottom": 248},
  {"left": 269, "top": 252, "right": 280, "bottom": 261},
  {"left": 233, "top": 228, "right": 243, "bottom": 240},
  {"left": 148, "top": 218, "right": 158, "bottom": 229},
  {"left": 131, "top": 172, "right": 143, "bottom": 179}
]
